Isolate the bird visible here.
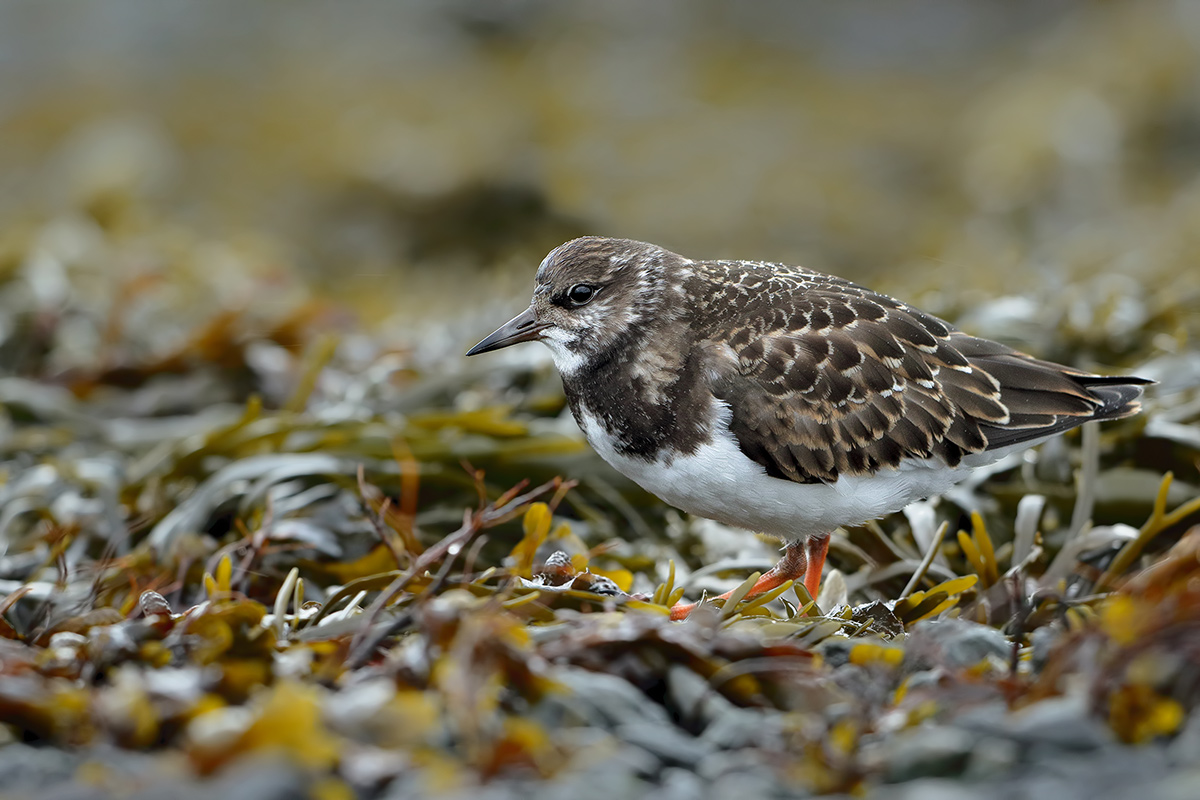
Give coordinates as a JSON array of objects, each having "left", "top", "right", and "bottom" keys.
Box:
[{"left": 466, "top": 236, "right": 1151, "bottom": 619}]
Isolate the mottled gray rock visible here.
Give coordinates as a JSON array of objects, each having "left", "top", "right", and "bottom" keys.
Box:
[
  {"left": 1004, "top": 696, "right": 1114, "bottom": 753},
  {"left": 882, "top": 725, "right": 978, "bottom": 783},
  {"left": 908, "top": 619, "right": 1011, "bottom": 669}
]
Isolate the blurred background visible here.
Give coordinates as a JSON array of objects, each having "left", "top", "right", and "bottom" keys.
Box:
[
  {"left": 3, "top": 4, "right": 1200, "bottom": 795},
  {"left": 2, "top": 0, "right": 1198, "bottom": 379}
]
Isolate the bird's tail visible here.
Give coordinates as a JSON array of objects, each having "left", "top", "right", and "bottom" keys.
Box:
[{"left": 1076, "top": 375, "right": 1154, "bottom": 421}]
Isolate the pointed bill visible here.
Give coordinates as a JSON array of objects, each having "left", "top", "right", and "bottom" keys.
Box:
[{"left": 466, "top": 307, "right": 549, "bottom": 356}]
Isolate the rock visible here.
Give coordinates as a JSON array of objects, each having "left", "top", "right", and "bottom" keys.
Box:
[
  {"left": 1004, "top": 696, "right": 1113, "bottom": 753},
  {"left": 882, "top": 725, "right": 977, "bottom": 783},
  {"left": 908, "top": 619, "right": 1011, "bottom": 670}
]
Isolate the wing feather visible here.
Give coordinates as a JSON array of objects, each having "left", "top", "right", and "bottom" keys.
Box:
[{"left": 699, "top": 272, "right": 1149, "bottom": 484}]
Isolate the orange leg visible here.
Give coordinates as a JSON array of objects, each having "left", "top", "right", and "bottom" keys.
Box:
[
  {"left": 670, "top": 538, "right": 822, "bottom": 621},
  {"left": 803, "top": 532, "right": 831, "bottom": 601}
]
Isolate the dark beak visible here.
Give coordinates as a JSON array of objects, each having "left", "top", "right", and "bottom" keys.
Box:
[{"left": 466, "top": 306, "right": 549, "bottom": 356}]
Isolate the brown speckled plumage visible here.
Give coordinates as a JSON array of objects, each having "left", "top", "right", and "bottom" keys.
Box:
[
  {"left": 468, "top": 236, "right": 1152, "bottom": 614},
  {"left": 478, "top": 236, "right": 1148, "bottom": 486},
  {"left": 686, "top": 257, "right": 1147, "bottom": 483}
]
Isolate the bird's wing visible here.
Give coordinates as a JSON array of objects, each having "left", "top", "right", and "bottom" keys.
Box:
[{"left": 700, "top": 279, "right": 1147, "bottom": 484}]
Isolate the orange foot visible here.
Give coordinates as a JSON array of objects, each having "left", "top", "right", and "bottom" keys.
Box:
[{"left": 669, "top": 532, "right": 830, "bottom": 621}]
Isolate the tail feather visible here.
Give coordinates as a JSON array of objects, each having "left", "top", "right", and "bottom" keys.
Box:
[
  {"left": 980, "top": 373, "right": 1151, "bottom": 450},
  {"left": 1078, "top": 377, "right": 1150, "bottom": 421}
]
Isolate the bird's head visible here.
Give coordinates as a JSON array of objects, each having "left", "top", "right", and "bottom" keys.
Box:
[{"left": 466, "top": 237, "right": 687, "bottom": 375}]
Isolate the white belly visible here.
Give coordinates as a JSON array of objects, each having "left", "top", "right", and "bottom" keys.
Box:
[{"left": 577, "top": 407, "right": 1025, "bottom": 542}]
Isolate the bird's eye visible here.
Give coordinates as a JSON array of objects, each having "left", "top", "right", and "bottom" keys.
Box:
[{"left": 566, "top": 284, "right": 596, "bottom": 306}]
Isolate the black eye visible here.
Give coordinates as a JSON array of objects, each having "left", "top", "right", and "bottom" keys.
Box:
[{"left": 566, "top": 284, "right": 596, "bottom": 306}]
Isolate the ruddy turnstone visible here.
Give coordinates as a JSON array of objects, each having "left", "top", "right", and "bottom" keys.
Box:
[{"left": 467, "top": 237, "right": 1151, "bottom": 619}]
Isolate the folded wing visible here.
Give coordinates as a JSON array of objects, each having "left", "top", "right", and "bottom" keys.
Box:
[{"left": 702, "top": 280, "right": 1149, "bottom": 484}]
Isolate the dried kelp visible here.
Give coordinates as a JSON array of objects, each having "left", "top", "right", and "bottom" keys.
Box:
[{"left": 2, "top": 4, "right": 1200, "bottom": 799}]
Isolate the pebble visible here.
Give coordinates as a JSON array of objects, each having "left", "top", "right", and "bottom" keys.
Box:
[{"left": 908, "top": 618, "right": 1012, "bottom": 669}]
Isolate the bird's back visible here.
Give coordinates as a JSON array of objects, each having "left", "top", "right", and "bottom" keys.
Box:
[{"left": 683, "top": 257, "right": 1150, "bottom": 486}]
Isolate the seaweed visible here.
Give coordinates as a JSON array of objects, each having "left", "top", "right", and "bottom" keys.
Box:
[{"left": 1, "top": 3, "right": 1200, "bottom": 798}]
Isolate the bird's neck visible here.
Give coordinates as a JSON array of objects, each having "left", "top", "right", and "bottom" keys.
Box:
[{"left": 561, "top": 318, "right": 715, "bottom": 460}]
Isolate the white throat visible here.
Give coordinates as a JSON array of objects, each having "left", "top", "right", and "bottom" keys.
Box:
[{"left": 540, "top": 330, "right": 588, "bottom": 376}]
